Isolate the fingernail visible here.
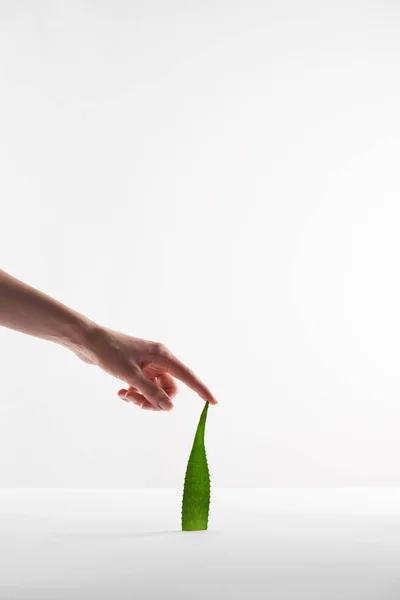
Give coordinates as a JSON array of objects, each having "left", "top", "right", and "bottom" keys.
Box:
[
  {"left": 204, "top": 397, "right": 217, "bottom": 405},
  {"left": 159, "top": 400, "right": 173, "bottom": 411}
]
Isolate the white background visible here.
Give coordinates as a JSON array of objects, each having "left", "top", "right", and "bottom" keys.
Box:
[{"left": 1, "top": 0, "right": 400, "bottom": 488}]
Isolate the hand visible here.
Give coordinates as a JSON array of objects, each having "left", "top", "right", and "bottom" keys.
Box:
[
  {"left": 0, "top": 270, "right": 216, "bottom": 412},
  {"left": 81, "top": 326, "right": 217, "bottom": 412}
]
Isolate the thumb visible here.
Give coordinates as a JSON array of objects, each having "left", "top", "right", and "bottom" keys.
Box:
[{"left": 131, "top": 372, "right": 173, "bottom": 411}]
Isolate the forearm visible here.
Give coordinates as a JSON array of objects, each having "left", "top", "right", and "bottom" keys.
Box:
[{"left": 0, "top": 269, "right": 96, "bottom": 358}]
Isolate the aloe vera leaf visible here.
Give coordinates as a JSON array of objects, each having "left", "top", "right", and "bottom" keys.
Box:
[{"left": 181, "top": 401, "right": 211, "bottom": 531}]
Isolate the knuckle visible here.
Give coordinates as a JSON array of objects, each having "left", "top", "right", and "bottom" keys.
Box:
[{"left": 153, "top": 342, "right": 168, "bottom": 356}]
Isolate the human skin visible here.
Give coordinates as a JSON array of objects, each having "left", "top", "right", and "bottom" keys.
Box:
[{"left": 0, "top": 269, "right": 217, "bottom": 412}]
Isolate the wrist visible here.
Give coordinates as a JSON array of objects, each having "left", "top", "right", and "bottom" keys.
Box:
[{"left": 58, "top": 313, "right": 102, "bottom": 365}]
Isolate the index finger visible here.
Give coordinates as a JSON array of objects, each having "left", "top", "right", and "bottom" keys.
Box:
[{"left": 167, "top": 354, "right": 217, "bottom": 404}]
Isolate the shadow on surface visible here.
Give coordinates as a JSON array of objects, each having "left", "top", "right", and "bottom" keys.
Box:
[{"left": 50, "top": 529, "right": 183, "bottom": 541}]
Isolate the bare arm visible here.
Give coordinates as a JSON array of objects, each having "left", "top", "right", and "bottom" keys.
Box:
[
  {"left": 0, "top": 269, "right": 94, "bottom": 355},
  {"left": 0, "top": 269, "right": 217, "bottom": 412}
]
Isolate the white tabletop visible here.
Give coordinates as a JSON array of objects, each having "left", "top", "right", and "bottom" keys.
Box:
[{"left": 1, "top": 488, "right": 400, "bottom": 600}]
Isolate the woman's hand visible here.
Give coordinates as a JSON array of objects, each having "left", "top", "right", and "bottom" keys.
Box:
[
  {"left": 81, "top": 326, "right": 217, "bottom": 412},
  {"left": 0, "top": 269, "right": 216, "bottom": 412}
]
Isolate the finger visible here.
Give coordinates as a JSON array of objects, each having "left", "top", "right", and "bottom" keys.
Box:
[
  {"left": 118, "top": 386, "right": 139, "bottom": 400},
  {"left": 118, "top": 387, "right": 140, "bottom": 402},
  {"left": 167, "top": 355, "right": 217, "bottom": 404},
  {"left": 132, "top": 373, "right": 174, "bottom": 411},
  {"left": 157, "top": 373, "right": 178, "bottom": 399},
  {"left": 118, "top": 388, "right": 131, "bottom": 402},
  {"left": 118, "top": 388, "right": 161, "bottom": 411}
]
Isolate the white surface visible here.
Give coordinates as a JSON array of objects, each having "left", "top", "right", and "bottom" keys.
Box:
[
  {"left": 2, "top": 1, "right": 400, "bottom": 488},
  {"left": 1, "top": 488, "right": 400, "bottom": 599}
]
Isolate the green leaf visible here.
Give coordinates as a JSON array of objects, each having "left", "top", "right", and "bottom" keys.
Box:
[{"left": 181, "top": 402, "right": 211, "bottom": 531}]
